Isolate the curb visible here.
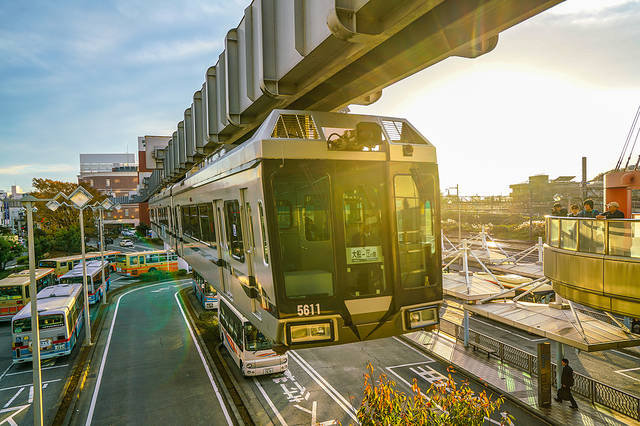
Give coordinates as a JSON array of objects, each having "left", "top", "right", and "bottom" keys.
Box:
[
  {"left": 177, "top": 288, "right": 247, "bottom": 426},
  {"left": 399, "top": 333, "right": 557, "bottom": 426}
]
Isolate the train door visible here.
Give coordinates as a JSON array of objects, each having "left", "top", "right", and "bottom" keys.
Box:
[
  {"left": 240, "top": 189, "right": 258, "bottom": 314},
  {"left": 213, "top": 200, "right": 229, "bottom": 296}
]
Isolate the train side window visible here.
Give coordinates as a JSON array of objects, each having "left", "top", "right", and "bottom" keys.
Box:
[
  {"left": 190, "top": 205, "right": 201, "bottom": 240},
  {"left": 181, "top": 206, "right": 189, "bottom": 236},
  {"left": 245, "top": 203, "right": 256, "bottom": 252},
  {"left": 224, "top": 200, "right": 245, "bottom": 262},
  {"left": 199, "top": 203, "right": 216, "bottom": 244},
  {"left": 258, "top": 202, "right": 269, "bottom": 265}
]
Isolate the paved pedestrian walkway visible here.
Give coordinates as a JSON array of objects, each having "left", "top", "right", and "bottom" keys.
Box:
[{"left": 405, "top": 330, "right": 638, "bottom": 426}]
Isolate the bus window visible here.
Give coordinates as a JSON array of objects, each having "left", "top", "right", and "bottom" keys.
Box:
[
  {"left": 13, "top": 314, "right": 65, "bottom": 333},
  {"left": 67, "top": 262, "right": 73, "bottom": 270},
  {"left": 258, "top": 202, "right": 269, "bottom": 265},
  {"left": 139, "top": 256, "right": 145, "bottom": 265},
  {"left": 0, "top": 286, "right": 22, "bottom": 300},
  {"left": 146, "top": 253, "right": 159, "bottom": 263},
  {"left": 130, "top": 256, "right": 138, "bottom": 266},
  {"left": 38, "top": 260, "right": 56, "bottom": 268},
  {"left": 224, "top": 200, "right": 245, "bottom": 262}
]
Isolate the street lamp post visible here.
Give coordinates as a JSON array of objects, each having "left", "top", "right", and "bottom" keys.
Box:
[
  {"left": 91, "top": 198, "right": 117, "bottom": 305},
  {"left": 20, "top": 196, "right": 44, "bottom": 426}
]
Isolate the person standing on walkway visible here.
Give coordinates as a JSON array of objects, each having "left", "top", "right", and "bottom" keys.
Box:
[{"left": 555, "top": 358, "right": 578, "bottom": 409}]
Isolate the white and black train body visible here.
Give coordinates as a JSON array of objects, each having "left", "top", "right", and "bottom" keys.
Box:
[{"left": 150, "top": 110, "right": 442, "bottom": 350}]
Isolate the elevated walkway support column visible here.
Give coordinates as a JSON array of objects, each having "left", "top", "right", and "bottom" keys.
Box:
[{"left": 554, "top": 341, "right": 564, "bottom": 390}]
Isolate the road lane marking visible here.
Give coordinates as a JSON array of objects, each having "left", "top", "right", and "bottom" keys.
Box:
[
  {"left": 288, "top": 351, "right": 358, "bottom": 422},
  {"left": 174, "top": 291, "right": 233, "bottom": 426},
  {"left": 392, "top": 336, "right": 438, "bottom": 360},
  {"left": 85, "top": 279, "right": 191, "bottom": 426},
  {"left": 253, "top": 378, "right": 288, "bottom": 426},
  {"left": 0, "top": 404, "right": 29, "bottom": 426},
  {"left": 2, "top": 388, "right": 23, "bottom": 408},
  {"left": 6, "top": 364, "right": 68, "bottom": 376},
  {"left": 614, "top": 366, "right": 640, "bottom": 382},
  {"left": 0, "top": 365, "right": 13, "bottom": 383},
  {"left": 0, "top": 379, "right": 60, "bottom": 392}
]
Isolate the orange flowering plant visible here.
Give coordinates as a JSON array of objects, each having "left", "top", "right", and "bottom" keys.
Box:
[{"left": 357, "top": 363, "right": 512, "bottom": 425}]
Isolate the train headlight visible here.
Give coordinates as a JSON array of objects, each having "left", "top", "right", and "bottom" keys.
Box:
[
  {"left": 288, "top": 322, "right": 333, "bottom": 344},
  {"left": 406, "top": 307, "right": 438, "bottom": 329}
]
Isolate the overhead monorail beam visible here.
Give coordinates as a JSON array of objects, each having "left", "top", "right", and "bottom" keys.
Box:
[{"left": 143, "top": 0, "right": 563, "bottom": 197}]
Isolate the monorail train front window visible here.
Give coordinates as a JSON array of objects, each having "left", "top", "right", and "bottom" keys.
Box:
[
  {"left": 394, "top": 174, "right": 438, "bottom": 288},
  {"left": 272, "top": 168, "right": 334, "bottom": 299},
  {"left": 342, "top": 184, "right": 386, "bottom": 297}
]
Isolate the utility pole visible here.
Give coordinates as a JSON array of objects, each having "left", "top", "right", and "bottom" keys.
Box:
[{"left": 581, "top": 156, "right": 588, "bottom": 200}]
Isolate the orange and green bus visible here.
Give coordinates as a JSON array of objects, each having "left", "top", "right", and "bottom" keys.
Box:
[
  {"left": 0, "top": 268, "right": 56, "bottom": 321},
  {"left": 38, "top": 251, "right": 121, "bottom": 277},
  {"left": 114, "top": 250, "right": 178, "bottom": 276}
]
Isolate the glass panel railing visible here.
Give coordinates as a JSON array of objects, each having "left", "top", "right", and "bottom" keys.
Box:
[
  {"left": 560, "top": 219, "right": 578, "bottom": 251},
  {"left": 549, "top": 218, "right": 560, "bottom": 247},
  {"left": 578, "top": 219, "right": 605, "bottom": 254},
  {"left": 608, "top": 221, "right": 632, "bottom": 257},
  {"left": 632, "top": 222, "right": 640, "bottom": 258}
]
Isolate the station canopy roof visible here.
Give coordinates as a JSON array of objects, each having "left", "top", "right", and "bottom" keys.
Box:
[
  {"left": 466, "top": 301, "right": 640, "bottom": 352},
  {"left": 442, "top": 272, "right": 514, "bottom": 301}
]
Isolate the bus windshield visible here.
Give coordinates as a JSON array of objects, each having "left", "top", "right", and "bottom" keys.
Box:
[
  {"left": 38, "top": 261, "right": 57, "bottom": 268},
  {"left": 244, "top": 323, "right": 272, "bottom": 352},
  {"left": 13, "top": 314, "right": 65, "bottom": 333},
  {"left": 0, "top": 286, "right": 22, "bottom": 300},
  {"left": 114, "top": 255, "right": 127, "bottom": 263}
]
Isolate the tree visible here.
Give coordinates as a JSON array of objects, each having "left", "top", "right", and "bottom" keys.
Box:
[
  {"left": 136, "top": 223, "right": 150, "bottom": 238},
  {"left": 32, "top": 228, "right": 52, "bottom": 260},
  {"left": 0, "top": 237, "right": 22, "bottom": 271},
  {"left": 31, "top": 178, "right": 104, "bottom": 236},
  {"left": 357, "top": 363, "right": 511, "bottom": 425}
]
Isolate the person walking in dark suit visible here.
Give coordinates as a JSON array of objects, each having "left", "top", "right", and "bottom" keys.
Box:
[{"left": 555, "top": 358, "right": 578, "bottom": 409}]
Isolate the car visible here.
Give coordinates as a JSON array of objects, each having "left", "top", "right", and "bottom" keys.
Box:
[{"left": 120, "top": 239, "right": 134, "bottom": 248}]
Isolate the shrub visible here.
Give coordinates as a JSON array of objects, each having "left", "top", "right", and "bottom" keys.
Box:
[
  {"left": 357, "top": 363, "right": 511, "bottom": 425},
  {"left": 16, "top": 256, "right": 29, "bottom": 265}
]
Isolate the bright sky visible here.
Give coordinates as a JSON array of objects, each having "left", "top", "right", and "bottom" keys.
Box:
[{"left": 1, "top": 0, "right": 639, "bottom": 195}]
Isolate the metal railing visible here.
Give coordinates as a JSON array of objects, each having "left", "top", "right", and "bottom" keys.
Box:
[
  {"left": 546, "top": 216, "right": 640, "bottom": 258},
  {"left": 437, "top": 318, "right": 640, "bottom": 421}
]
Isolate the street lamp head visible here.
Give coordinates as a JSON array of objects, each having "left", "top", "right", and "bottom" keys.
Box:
[
  {"left": 101, "top": 198, "right": 115, "bottom": 210},
  {"left": 46, "top": 200, "right": 61, "bottom": 212},
  {"left": 113, "top": 203, "right": 121, "bottom": 211},
  {"left": 68, "top": 186, "right": 93, "bottom": 208}
]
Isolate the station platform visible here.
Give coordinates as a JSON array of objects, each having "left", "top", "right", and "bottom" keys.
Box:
[
  {"left": 404, "top": 330, "right": 636, "bottom": 426},
  {"left": 486, "top": 262, "right": 544, "bottom": 279},
  {"left": 466, "top": 301, "right": 640, "bottom": 352}
]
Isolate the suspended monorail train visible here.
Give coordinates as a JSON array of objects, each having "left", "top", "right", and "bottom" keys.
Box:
[{"left": 149, "top": 110, "right": 442, "bottom": 350}]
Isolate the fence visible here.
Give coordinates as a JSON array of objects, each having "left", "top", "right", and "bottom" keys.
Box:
[{"left": 437, "top": 318, "right": 640, "bottom": 421}]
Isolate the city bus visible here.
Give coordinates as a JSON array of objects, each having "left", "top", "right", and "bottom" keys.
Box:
[
  {"left": 193, "top": 271, "right": 218, "bottom": 310},
  {"left": 12, "top": 284, "right": 84, "bottom": 363},
  {"left": 59, "top": 260, "right": 110, "bottom": 304},
  {"left": 218, "top": 296, "right": 288, "bottom": 376},
  {"left": 0, "top": 268, "right": 56, "bottom": 321},
  {"left": 114, "top": 250, "right": 178, "bottom": 276},
  {"left": 38, "top": 251, "right": 121, "bottom": 277}
]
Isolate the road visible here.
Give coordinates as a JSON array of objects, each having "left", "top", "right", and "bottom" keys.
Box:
[
  {"left": 442, "top": 300, "right": 640, "bottom": 397},
  {"left": 72, "top": 279, "right": 233, "bottom": 425},
  {"left": 106, "top": 236, "right": 163, "bottom": 254}
]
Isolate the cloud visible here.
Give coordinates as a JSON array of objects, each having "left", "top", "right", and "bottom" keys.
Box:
[
  {"left": 0, "top": 164, "right": 76, "bottom": 175},
  {"left": 126, "top": 39, "right": 223, "bottom": 64}
]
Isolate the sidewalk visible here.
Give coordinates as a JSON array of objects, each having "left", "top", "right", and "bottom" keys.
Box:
[{"left": 405, "top": 330, "right": 638, "bottom": 426}]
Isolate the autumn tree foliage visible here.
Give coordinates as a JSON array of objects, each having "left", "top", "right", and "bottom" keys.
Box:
[
  {"left": 357, "top": 363, "right": 511, "bottom": 426},
  {"left": 31, "top": 178, "right": 104, "bottom": 236}
]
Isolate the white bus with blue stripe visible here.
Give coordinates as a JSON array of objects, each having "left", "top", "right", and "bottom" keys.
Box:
[
  {"left": 193, "top": 271, "right": 218, "bottom": 310},
  {"left": 12, "top": 284, "right": 84, "bottom": 363},
  {"left": 59, "top": 260, "right": 110, "bottom": 304}
]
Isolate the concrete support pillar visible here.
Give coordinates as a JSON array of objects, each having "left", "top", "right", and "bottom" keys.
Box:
[
  {"left": 555, "top": 341, "right": 564, "bottom": 390},
  {"left": 537, "top": 236, "right": 543, "bottom": 264}
]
